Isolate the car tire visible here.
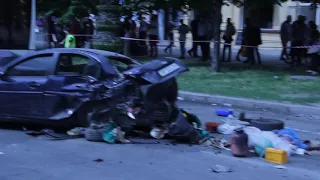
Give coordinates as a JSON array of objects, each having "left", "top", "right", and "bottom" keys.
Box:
[
  {"left": 84, "top": 127, "right": 104, "bottom": 142},
  {"left": 249, "top": 118, "right": 284, "bottom": 131}
]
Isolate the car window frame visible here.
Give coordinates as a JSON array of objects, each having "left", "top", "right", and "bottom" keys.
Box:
[
  {"left": 5, "top": 53, "right": 57, "bottom": 77},
  {"left": 55, "top": 53, "right": 102, "bottom": 79}
]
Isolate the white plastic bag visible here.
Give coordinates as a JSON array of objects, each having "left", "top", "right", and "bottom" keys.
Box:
[
  {"left": 243, "top": 127, "right": 297, "bottom": 156},
  {"left": 217, "top": 118, "right": 249, "bottom": 135},
  {"left": 243, "top": 126, "right": 262, "bottom": 147}
]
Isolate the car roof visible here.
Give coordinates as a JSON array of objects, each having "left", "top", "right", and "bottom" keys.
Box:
[
  {"left": 34, "top": 48, "right": 140, "bottom": 64},
  {"left": 36, "top": 48, "right": 125, "bottom": 58}
]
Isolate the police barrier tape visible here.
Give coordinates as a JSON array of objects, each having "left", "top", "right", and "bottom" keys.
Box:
[
  {"left": 38, "top": 33, "right": 320, "bottom": 49},
  {"left": 120, "top": 37, "right": 320, "bottom": 49}
]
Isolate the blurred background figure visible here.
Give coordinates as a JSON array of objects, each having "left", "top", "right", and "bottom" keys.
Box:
[
  {"left": 178, "top": 19, "right": 189, "bottom": 59},
  {"left": 280, "top": 15, "right": 292, "bottom": 60},
  {"left": 46, "top": 15, "right": 57, "bottom": 48},
  {"left": 148, "top": 15, "right": 159, "bottom": 57},
  {"left": 164, "top": 20, "right": 175, "bottom": 55},
  {"left": 188, "top": 15, "right": 200, "bottom": 58},
  {"left": 222, "top": 18, "right": 236, "bottom": 62}
]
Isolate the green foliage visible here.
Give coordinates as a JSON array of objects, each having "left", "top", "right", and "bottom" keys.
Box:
[{"left": 36, "top": 0, "right": 99, "bottom": 23}]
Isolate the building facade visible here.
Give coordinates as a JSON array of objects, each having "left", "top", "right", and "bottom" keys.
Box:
[{"left": 221, "top": 0, "right": 320, "bottom": 31}]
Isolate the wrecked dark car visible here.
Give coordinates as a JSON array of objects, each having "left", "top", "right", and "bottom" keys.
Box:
[{"left": 0, "top": 48, "right": 189, "bottom": 135}]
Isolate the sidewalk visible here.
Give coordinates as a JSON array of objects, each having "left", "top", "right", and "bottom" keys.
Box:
[
  {"left": 136, "top": 44, "right": 286, "bottom": 66},
  {"left": 178, "top": 91, "right": 320, "bottom": 116}
]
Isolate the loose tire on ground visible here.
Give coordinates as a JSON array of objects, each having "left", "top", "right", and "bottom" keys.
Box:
[
  {"left": 249, "top": 118, "right": 284, "bottom": 131},
  {"left": 84, "top": 128, "right": 104, "bottom": 142}
]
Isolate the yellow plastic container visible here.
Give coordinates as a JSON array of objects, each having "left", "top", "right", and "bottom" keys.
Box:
[{"left": 265, "top": 148, "right": 288, "bottom": 164}]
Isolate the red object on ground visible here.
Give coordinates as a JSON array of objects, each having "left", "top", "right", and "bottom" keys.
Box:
[{"left": 205, "top": 122, "right": 219, "bottom": 133}]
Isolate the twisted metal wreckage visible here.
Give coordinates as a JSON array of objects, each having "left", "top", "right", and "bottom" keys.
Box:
[{"left": 0, "top": 48, "right": 202, "bottom": 143}]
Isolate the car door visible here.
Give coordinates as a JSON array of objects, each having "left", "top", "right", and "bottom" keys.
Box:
[
  {"left": 0, "top": 53, "right": 57, "bottom": 119},
  {"left": 40, "top": 52, "right": 102, "bottom": 118}
]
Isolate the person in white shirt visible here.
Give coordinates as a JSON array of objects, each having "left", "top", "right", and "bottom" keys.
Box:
[
  {"left": 178, "top": 19, "right": 189, "bottom": 59},
  {"left": 148, "top": 15, "right": 159, "bottom": 57}
]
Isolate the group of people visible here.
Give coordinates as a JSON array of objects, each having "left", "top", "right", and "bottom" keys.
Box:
[
  {"left": 122, "top": 14, "right": 159, "bottom": 57},
  {"left": 123, "top": 15, "right": 213, "bottom": 60},
  {"left": 166, "top": 16, "right": 212, "bottom": 61},
  {"left": 46, "top": 15, "right": 95, "bottom": 49},
  {"left": 166, "top": 16, "right": 261, "bottom": 64},
  {"left": 280, "top": 15, "right": 319, "bottom": 72}
]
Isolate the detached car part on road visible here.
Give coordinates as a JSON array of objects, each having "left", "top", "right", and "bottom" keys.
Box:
[{"left": 0, "top": 48, "right": 195, "bottom": 140}]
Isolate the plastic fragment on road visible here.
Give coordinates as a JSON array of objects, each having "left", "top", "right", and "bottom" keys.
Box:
[
  {"left": 67, "top": 127, "right": 85, "bottom": 136},
  {"left": 102, "top": 122, "right": 118, "bottom": 143},
  {"left": 265, "top": 148, "right": 288, "bottom": 164},
  {"left": 294, "top": 148, "right": 306, "bottom": 155},
  {"left": 93, "top": 158, "right": 104, "bottom": 162},
  {"left": 222, "top": 103, "right": 232, "bottom": 107},
  {"left": 216, "top": 109, "right": 233, "bottom": 117},
  {"left": 205, "top": 122, "right": 219, "bottom": 133},
  {"left": 127, "top": 112, "right": 135, "bottom": 119},
  {"left": 211, "top": 165, "right": 233, "bottom": 173},
  {"left": 276, "top": 128, "right": 308, "bottom": 150},
  {"left": 150, "top": 127, "right": 167, "bottom": 139},
  {"left": 274, "top": 165, "right": 286, "bottom": 169}
]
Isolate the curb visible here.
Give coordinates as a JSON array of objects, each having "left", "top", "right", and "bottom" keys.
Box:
[{"left": 178, "top": 91, "right": 320, "bottom": 116}]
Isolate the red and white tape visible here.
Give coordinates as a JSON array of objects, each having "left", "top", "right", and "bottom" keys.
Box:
[{"left": 38, "top": 34, "right": 320, "bottom": 49}]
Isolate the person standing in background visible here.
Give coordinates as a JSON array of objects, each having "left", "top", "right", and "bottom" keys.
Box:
[
  {"left": 47, "top": 16, "right": 57, "bottom": 48},
  {"left": 70, "top": 16, "right": 81, "bottom": 47},
  {"left": 280, "top": 15, "right": 292, "bottom": 60},
  {"left": 139, "top": 16, "right": 148, "bottom": 46},
  {"left": 164, "top": 20, "right": 175, "bottom": 54},
  {"left": 188, "top": 16, "right": 200, "bottom": 57},
  {"left": 60, "top": 29, "right": 76, "bottom": 48},
  {"left": 83, "top": 17, "right": 94, "bottom": 48},
  {"left": 253, "top": 21, "right": 262, "bottom": 64},
  {"left": 222, "top": 18, "right": 236, "bottom": 62},
  {"left": 308, "top": 21, "right": 318, "bottom": 45},
  {"left": 198, "top": 17, "right": 210, "bottom": 61},
  {"left": 148, "top": 15, "right": 159, "bottom": 57},
  {"left": 291, "top": 15, "right": 308, "bottom": 65},
  {"left": 178, "top": 19, "right": 189, "bottom": 59}
]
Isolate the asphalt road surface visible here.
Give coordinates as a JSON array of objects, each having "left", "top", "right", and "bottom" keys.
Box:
[{"left": 0, "top": 101, "right": 319, "bottom": 180}]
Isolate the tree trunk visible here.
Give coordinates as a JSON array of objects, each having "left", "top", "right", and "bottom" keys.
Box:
[
  {"left": 210, "top": 5, "right": 222, "bottom": 72},
  {"left": 94, "top": 0, "right": 123, "bottom": 52}
]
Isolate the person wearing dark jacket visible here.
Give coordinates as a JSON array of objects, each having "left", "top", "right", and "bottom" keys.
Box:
[
  {"left": 188, "top": 16, "right": 200, "bottom": 57},
  {"left": 243, "top": 18, "right": 262, "bottom": 65}
]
